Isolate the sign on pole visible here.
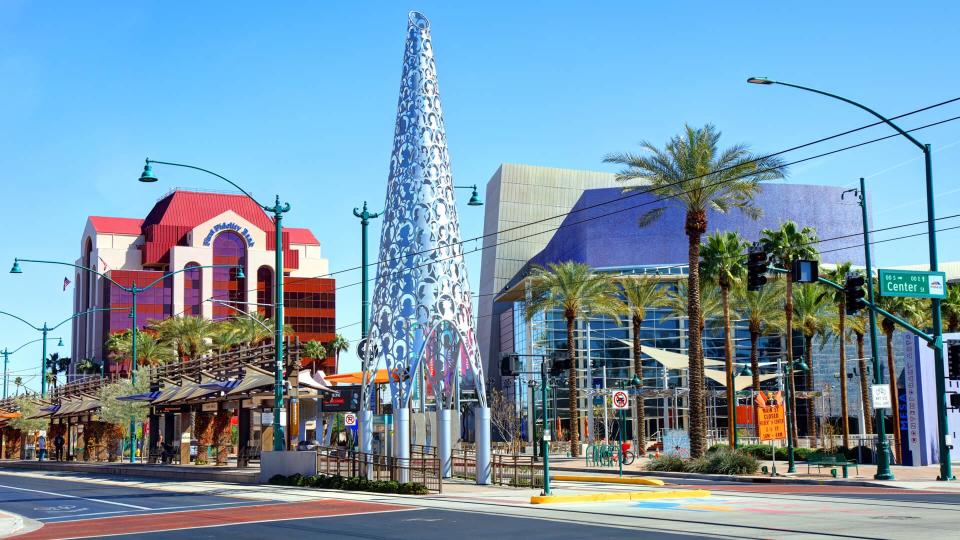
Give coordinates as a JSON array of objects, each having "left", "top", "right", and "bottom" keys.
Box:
[
  {"left": 344, "top": 413, "right": 357, "bottom": 427},
  {"left": 871, "top": 384, "right": 891, "bottom": 409},
  {"left": 612, "top": 390, "right": 629, "bottom": 410},
  {"left": 878, "top": 269, "right": 947, "bottom": 299},
  {"left": 755, "top": 391, "right": 786, "bottom": 442}
]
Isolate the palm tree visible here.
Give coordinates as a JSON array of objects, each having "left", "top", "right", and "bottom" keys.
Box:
[
  {"left": 875, "top": 294, "right": 924, "bottom": 463},
  {"left": 228, "top": 313, "right": 276, "bottom": 345},
  {"left": 700, "top": 231, "right": 748, "bottom": 447},
  {"left": 302, "top": 341, "right": 327, "bottom": 362},
  {"left": 152, "top": 316, "right": 216, "bottom": 361},
  {"left": 792, "top": 283, "right": 831, "bottom": 444},
  {"left": 845, "top": 312, "right": 872, "bottom": 434},
  {"left": 13, "top": 377, "right": 23, "bottom": 397},
  {"left": 614, "top": 275, "right": 668, "bottom": 454},
  {"left": 211, "top": 322, "right": 245, "bottom": 353},
  {"left": 605, "top": 124, "right": 786, "bottom": 456},
  {"left": 733, "top": 281, "right": 785, "bottom": 394},
  {"left": 942, "top": 283, "right": 960, "bottom": 333},
  {"left": 761, "top": 221, "right": 819, "bottom": 445},
  {"left": 328, "top": 334, "right": 350, "bottom": 373},
  {"left": 524, "top": 262, "right": 622, "bottom": 457},
  {"left": 662, "top": 280, "right": 723, "bottom": 331},
  {"left": 825, "top": 262, "right": 854, "bottom": 448},
  {"left": 45, "top": 353, "right": 71, "bottom": 391},
  {"left": 130, "top": 333, "right": 176, "bottom": 367}
]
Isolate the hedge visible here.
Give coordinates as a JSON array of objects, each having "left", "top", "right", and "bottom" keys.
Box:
[
  {"left": 645, "top": 448, "right": 759, "bottom": 475},
  {"left": 268, "top": 473, "right": 429, "bottom": 495}
]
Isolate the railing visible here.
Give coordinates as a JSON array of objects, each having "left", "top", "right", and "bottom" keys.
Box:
[
  {"left": 315, "top": 446, "right": 442, "bottom": 493},
  {"left": 449, "top": 448, "right": 543, "bottom": 487}
]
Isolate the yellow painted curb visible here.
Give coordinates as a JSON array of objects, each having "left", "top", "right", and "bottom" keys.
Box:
[
  {"left": 530, "top": 489, "right": 710, "bottom": 505},
  {"left": 552, "top": 475, "right": 665, "bottom": 486}
]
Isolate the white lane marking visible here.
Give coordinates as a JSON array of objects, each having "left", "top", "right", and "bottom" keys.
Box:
[
  {"left": 39, "top": 501, "right": 266, "bottom": 521},
  {"left": 0, "top": 483, "right": 150, "bottom": 510}
]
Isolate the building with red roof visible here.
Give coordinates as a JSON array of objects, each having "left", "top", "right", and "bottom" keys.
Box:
[{"left": 72, "top": 189, "right": 335, "bottom": 377}]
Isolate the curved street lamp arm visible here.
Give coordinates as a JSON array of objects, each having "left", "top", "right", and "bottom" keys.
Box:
[
  {"left": 147, "top": 159, "right": 266, "bottom": 208},
  {"left": 762, "top": 80, "right": 925, "bottom": 151},
  {"left": 141, "top": 263, "right": 241, "bottom": 291},
  {"left": 49, "top": 307, "right": 127, "bottom": 332},
  {"left": 16, "top": 258, "right": 123, "bottom": 289},
  {"left": 0, "top": 311, "right": 41, "bottom": 331},
  {"left": 9, "top": 336, "right": 61, "bottom": 355},
  {"left": 207, "top": 299, "right": 272, "bottom": 332}
]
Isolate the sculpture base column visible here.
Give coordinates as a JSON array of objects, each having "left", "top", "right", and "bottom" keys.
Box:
[
  {"left": 438, "top": 409, "right": 452, "bottom": 478},
  {"left": 475, "top": 406, "right": 492, "bottom": 485},
  {"left": 360, "top": 410, "right": 373, "bottom": 478},
  {"left": 395, "top": 407, "right": 410, "bottom": 484}
]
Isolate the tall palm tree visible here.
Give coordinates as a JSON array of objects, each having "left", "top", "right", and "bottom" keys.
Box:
[
  {"left": 605, "top": 124, "right": 786, "bottom": 456},
  {"left": 845, "top": 312, "right": 872, "bottom": 434},
  {"left": 662, "top": 280, "right": 723, "bottom": 331},
  {"left": 761, "top": 221, "right": 819, "bottom": 445},
  {"left": 875, "top": 294, "right": 924, "bottom": 463},
  {"left": 825, "top": 262, "right": 854, "bottom": 448},
  {"left": 524, "top": 262, "right": 622, "bottom": 457},
  {"left": 733, "top": 281, "right": 785, "bottom": 394},
  {"left": 328, "top": 334, "right": 350, "bottom": 373},
  {"left": 792, "top": 283, "right": 831, "bottom": 444},
  {"left": 942, "top": 283, "right": 960, "bottom": 333},
  {"left": 700, "top": 231, "right": 748, "bottom": 447},
  {"left": 614, "top": 275, "right": 668, "bottom": 454},
  {"left": 13, "top": 377, "right": 23, "bottom": 397},
  {"left": 45, "top": 353, "right": 71, "bottom": 391}
]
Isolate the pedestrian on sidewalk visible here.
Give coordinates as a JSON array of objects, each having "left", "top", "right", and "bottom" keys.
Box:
[
  {"left": 37, "top": 434, "right": 46, "bottom": 462},
  {"left": 54, "top": 434, "right": 65, "bottom": 461}
]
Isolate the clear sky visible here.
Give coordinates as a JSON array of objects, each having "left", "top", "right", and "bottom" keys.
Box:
[{"left": 1, "top": 1, "right": 958, "bottom": 391}]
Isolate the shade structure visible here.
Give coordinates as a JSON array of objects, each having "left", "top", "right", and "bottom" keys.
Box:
[
  {"left": 226, "top": 365, "right": 274, "bottom": 396},
  {"left": 52, "top": 399, "right": 99, "bottom": 417},
  {"left": 703, "top": 367, "right": 778, "bottom": 392},
  {"left": 297, "top": 370, "right": 335, "bottom": 393},
  {"left": 0, "top": 411, "right": 20, "bottom": 419},
  {"left": 326, "top": 369, "right": 393, "bottom": 385},
  {"left": 116, "top": 391, "right": 161, "bottom": 402}
]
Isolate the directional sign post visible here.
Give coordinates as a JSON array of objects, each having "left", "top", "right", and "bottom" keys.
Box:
[{"left": 878, "top": 269, "right": 947, "bottom": 299}]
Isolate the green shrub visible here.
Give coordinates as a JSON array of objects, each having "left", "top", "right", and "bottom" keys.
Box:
[
  {"left": 645, "top": 449, "right": 758, "bottom": 475},
  {"left": 267, "top": 474, "right": 428, "bottom": 495},
  {"left": 268, "top": 474, "right": 287, "bottom": 485},
  {"left": 644, "top": 455, "right": 687, "bottom": 472}
]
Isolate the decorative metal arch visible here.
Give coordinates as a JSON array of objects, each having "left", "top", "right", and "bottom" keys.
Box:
[{"left": 360, "top": 10, "right": 486, "bottom": 415}]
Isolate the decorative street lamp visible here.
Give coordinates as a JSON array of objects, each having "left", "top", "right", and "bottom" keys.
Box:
[
  {"left": 747, "top": 77, "right": 949, "bottom": 481},
  {"left": 1, "top": 336, "right": 63, "bottom": 399},
  {"left": 13, "top": 258, "right": 240, "bottom": 461},
  {"left": 139, "top": 158, "right": 291, "bottom": 453},
  {"left": 454, "top": 185, "right": 484, "bottom": 206},
  {"left": 351, "top": 202, "right": 382, "bottom": 343}
]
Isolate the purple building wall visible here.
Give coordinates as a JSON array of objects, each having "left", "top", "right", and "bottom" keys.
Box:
[
  {"left": 902, "top": 332, "right": 960, "bottom": 466},
  {"left": 528, "top": 183, "right": 865, "bottom": 269}
]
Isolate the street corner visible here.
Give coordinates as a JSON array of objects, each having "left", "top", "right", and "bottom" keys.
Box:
[
  {"left": 551, "top": 474, "right": 665, "bottom": 486},
  {"left": 0, "top": 509, "right": 40, "bottom": 539},
  {"left": 530, "top": 488, "right": 709, "bottom": 505}
]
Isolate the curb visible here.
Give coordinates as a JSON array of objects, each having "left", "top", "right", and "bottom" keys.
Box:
[
  {"left": 550, "top": 465, "right": 904, "bottom": 489},
  {"left": 552, "top": 475, "right": 664, "bottom": 486},
  {"left": 531, "top": 488, "right": 710, "bottom": 505}
]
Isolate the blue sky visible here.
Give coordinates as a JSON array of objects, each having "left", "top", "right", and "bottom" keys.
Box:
[{"left": 1, "top": 1, "right": 958, "bottom": 389}]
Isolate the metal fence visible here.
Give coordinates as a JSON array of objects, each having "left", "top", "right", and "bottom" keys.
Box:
[
  {"left": 448, "top": 448, "right": 543, "bottom": 488},
  {"left": 315, "top": 446, "right": 442, "bottom": 493}
]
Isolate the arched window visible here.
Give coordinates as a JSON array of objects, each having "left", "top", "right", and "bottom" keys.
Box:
[
  {"left": 184, "top": 262, "right": 202, "bottom": 316},
  {"left": 212, "top": 232, "right": 247, "bottom": 320},
  {"left": 256, "top": 266, "right": 274, "bottom": 319},
  {"left": 83, "top": 237, "right": 94, "bottom": 310}
]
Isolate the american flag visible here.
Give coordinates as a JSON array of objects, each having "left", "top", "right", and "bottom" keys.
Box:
[{"left": 63, "top": 277, "right": 71, "bottom": 291}]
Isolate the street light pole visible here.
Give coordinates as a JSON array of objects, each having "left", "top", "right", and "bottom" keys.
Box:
[
  {"left": 748, "top": 77, "right": 950, "bottom": 481},
  {"left": 352, "top": 202, "right": 382, "bottom": 341},
  {"left": 1, "top": 338, "right": 62, "bottom": 400},
  {"left": 541, "top": 359, "right": 551, "bottom": 496},
  {"left": 140, "top": 159, "right": 290, "bottom": 452}
]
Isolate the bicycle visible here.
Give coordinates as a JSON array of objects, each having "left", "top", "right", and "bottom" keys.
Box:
[{"left": 619, "top": 449, "right": 636, "bottom": 466}]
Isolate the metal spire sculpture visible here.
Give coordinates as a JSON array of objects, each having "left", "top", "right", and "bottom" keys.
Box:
[{"left": 360, "top": 11, "right": 489, "bottom": 483}]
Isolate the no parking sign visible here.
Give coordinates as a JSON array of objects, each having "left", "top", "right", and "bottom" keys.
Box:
[
  {"left": 344, "top": 413, "right": 357, "bottom": 426},
  {"left": 612, "top": 390, "right": 629, "bottom": 410}
]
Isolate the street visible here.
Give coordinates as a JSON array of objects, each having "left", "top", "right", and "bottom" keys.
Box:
[{"left": 1, "top": 470, "right": 958, "bottom": 539}]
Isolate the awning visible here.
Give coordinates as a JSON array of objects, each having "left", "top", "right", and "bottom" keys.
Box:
[
  {"left": 297, "top": 370, "right": 336, "bottom": 393},
  {"left": 0, "top": 411, "right": 20, "bottom": 419},
  {"left": 617, "top": 343, "right": 723, "bottom": 370},
  {"left": 227, "top": 365, "right": 274, "bottom": 396},
  {"left": 116, "top": 391, "right": 161, "bottom": 402},
  {"left": 704, "top": 367, "right": 778, "bottom": 392},
  {"left": 325, "top": 369, "right": 392, "bottom": 385},
  {"left": 52, "top": 399, "right": 99, "bottom": 417}
]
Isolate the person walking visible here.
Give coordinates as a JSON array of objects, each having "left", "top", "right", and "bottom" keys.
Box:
[
  {"left": 54, "top": 433, "right": 65, "bottom": 461},
  {"left": 37, "top": 434, "right": 47, "bottom": 462}
]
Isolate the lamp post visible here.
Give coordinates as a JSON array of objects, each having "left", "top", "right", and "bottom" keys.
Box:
[
  {"left": 732, "top": 365, "right": 753, "bottom": 449},
  {"left": 139, "top": 158, "right": 291, "bottom": 453},
  {"left": 13, "top": 259, "right": 240, "bottom": 461},
  {"left": 351, "top": 202, "right": 382, "bottom": 342},
  {"left": 540, "top": 359, "right": 551, "bottom": 496},
  {"left": 748, "top": 77, "right": 949, "bottom": 481},
  {"left": 2, "top": 336, "right": 63, "bottom": 399},
  {"left": 780, "top": 357, "right": 808, "bottom": 473}
]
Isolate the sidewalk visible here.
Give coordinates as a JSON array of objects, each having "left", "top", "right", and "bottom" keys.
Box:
[
  {"left": 0, "top": 459, "right": 259, "bottom": 484},
  {"left": 0, "top": 509, "right": 40, "bottom": 538}
]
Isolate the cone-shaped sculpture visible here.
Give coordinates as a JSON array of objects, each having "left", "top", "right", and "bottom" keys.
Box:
[{"left": 361, "top": 11, "right": 486, "bottom": 413}]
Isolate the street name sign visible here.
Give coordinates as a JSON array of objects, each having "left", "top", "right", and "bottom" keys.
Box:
[
  {"left": 612, "top": 390, "right": 629, "bottom": 410},
  {"left": 872, "top": 384, "right": 891, "bottom": 409},
  {"left": 878, "top": 269, "right": 947, "bottom": 299}
]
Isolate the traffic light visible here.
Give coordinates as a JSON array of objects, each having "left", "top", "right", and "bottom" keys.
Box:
[
  {"left": 549, "top": 350, "right": 572, "bottom": 376},
  {"left": 499, "top": 353, "right": 520, "bottom": 376},
  {"left": 844, "top": 274, "right": 867, "bottom": 315},
  {"left": 948, "top": 341, "right": 960, "bottom": 380},
  {"left": 746, "top": 246, "right": 768, "bottom": 291}
]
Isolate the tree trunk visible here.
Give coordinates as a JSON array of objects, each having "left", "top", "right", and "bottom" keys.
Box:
[
  {"left": 885, "top": 328, "right": 901, "bottom": 464},
  {"left": 838, "top": 306, "right": 850, "bottom": 449},
  {"left": 948, "top": 314, "right": 958, "bottom": 333},
  {"left": 856, "top": 332, "right": 873, "bottom": 434},
  {"left": 566, "top": 315, "right": 581, "bottom": 457},
  {"left": 722, "top": 287, "right": 735, "bottom": 448},
  {"left": 750, "top": 330, "right": 761, "bottom": 437},
  {"left": 685, "top": 211, "right": 707, "bottom": 458},
  {"left": 633, "top": 315, "right": 645, "bottom": 454},
  {"left": 805, "top": 336, "right": 816, "bottom": 445},
  {"left": 785, "top": 277, "right": 798, "bottom": 447}
]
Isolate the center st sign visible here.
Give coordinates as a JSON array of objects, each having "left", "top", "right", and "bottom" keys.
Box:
[{"left": 878, "top": 269, "right": 947, "bottom": 299}]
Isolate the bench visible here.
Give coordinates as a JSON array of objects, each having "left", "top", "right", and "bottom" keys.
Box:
[{"left": 806, "top": 452, "right": 858, "bottom": 478}]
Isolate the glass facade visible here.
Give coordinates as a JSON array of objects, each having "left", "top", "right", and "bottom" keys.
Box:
[
  {"left": 256, "top": 266, "right": 274, "bottom": 319},
  {"left": 212, "top": 232, "right": 248, "bottom": 320},
  {"left": 285, "top": 279, "right": 337, "bottom": 373},
  {"left": 183, "top": 262, "right": 202, "bottom": 316}
]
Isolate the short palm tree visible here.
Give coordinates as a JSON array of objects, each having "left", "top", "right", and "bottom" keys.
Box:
[
  {"left": 700, "top": 231, "right": 748, "bottom": 448},
  {"left": 614, "top": 275, "right": 668, "bottom": 453},
  {"left": 825, "top": 262, "right": 854, "bottom": 448},
  {"left": 152, "top": 316, "right": 216, "bottom": 361},
  {"left": 733, "top": 280, "right": 785, "bottom": 393},
  {"left": 605, "top": 124, "right": 786, "bottom": 456},
  {"left": 131, "top": 333, "right": 176, "bottom": 367},
  {"left": 761, "top": 221, "right": 819, "bottom": 444},
  {"left": 302, "top": 340, "right": 327, "bottom": 362},
  {"left": 524, "top": 262, "right": 622, "bottom": 457},
  {"left": 328, "top": 334, "right": 350, "bottom": 373},
  {"left": 13, "top": 376, "right": 23, "bottom": 397},
  {"left": 876, "top": 294, "right": 924, "bottom": 463},
  {"left": 792, "top": 283, "right": 831, "bottom": 443},
  {"left": 211, "top": 322, "right": 245, "bottom": 353},
  {"left": 942, "top": 283, "right": 960, "bottom": 333},
  {"left": 228, "top": 313, "right": 276, "bottom": 345},
  {"left": 845, "top": 312, "right": 873, "bottom": 434}
]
